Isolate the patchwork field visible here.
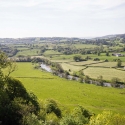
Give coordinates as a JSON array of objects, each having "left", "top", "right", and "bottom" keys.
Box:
[
  {"left": 84, "top": 67, "right": 125, "bottom": 82},
  {"left": 60, "top": 63, "right": 85, "bottom": 73},
  {"left": 15, "top": 49, "right": 40, "bottom": 56},
  {"left": 89, "top": 62, "right": 125, "bottom": 67},
  {"left": 68, "top": 61, "right": 102, "bottom": 66},
  {"left": 10, "top": 62, "right": 125, "bottom": 114},
  {"left": 73, "top": 44, "right": 97, "bottom": 48},
  {"left": 43, "top": 50, "right": 62, "bottom": 55}
]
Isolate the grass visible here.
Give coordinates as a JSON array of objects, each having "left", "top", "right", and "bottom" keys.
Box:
[
  {"left": 10, "top": 62, "right": 125, "bottom": 115},
  {"left": 60, "top": 63, "right": 85, "bottom": 73},
  {"left": 43, "top": 50, "right": 62, "bottom": 55},
  {"left": 84, "top": 67, "right": 125, "bottom": 81},
  {"left": 49, "top": 54, "right": 80, "bottom": 60},
  {"left": 73, "top": 44, "right": 97, "bottom": 48},
  {"left": 50, "top": 59, "right": 72, "bottom": 63},
  {"left": 90, "top": 62, "right": 125, "bottom": 67},
  {"left": 68, "top": 61, "right": 102, "bottom": 66},
  {"left": 48, "top": 53, "right": 125, "bottom": 62},
  {"left": 15, "top": 49, "right": 40, "bottom": 56},
  {"left": 16, "top": 47, "right": 29, "bottom": 50}
]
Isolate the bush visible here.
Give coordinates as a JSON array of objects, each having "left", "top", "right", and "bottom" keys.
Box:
[
  {"left": 93, "top": 58, "right": 100, "bottom": 61},
  {"left": 89, "top": 111, "right": 125, "bottom": 125}
]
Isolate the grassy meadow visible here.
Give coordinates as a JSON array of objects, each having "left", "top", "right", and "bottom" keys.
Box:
[
  {"left": 73, "top": 44, "right": 97, "bottom": 48},
  {"left": 60, "top": 63, "right": 85, "bottom": 73},
  {"left": 68, "top": 61, "right": 102, "bottom": 66},
  {"left": 43, "top": 50, "right": 62, "bottom": 56},
  {"left": 15, "top": 49, "right": 40, "bottom": 56},
  {"left": 84, "top": 67, "right": 125, "bottom": 82},
  {"left": 10, "top": 62, "right": 125, "bottom": 115}
]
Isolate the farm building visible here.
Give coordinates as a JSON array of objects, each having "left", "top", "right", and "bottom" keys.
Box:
[{"left": 112, "top": 53, "right": 122, "bottom": 57}]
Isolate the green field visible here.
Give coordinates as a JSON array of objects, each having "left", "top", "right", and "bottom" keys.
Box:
[
  {"left": 60, "top": 63, "right": 85, "bottom": 73},
  {"left": 15, "top": 49, "right": 40, "bottom": 56},
  {"left": 48, "top": 53, "right": 125, "bottom": 62},
  {"left": 68, "top": 61, "right": 102, "bottom": 66},
  {"left": 16, "top": 47, "right": 29, "bottom": 50},
  {"left": 43, "top": 50, "right": 62, "bottom": 55},
  {"left": 84, "top": 67, "right": 125, "bottom": 81},
  {"left": 73, "top": 44, "right": 97, "bottom": 48},
  {"left": 89, "top": 62, "right": 125, "bottom": 67},
  {"left": 10, "top": 63, "right": 125, "bottom": 114}
]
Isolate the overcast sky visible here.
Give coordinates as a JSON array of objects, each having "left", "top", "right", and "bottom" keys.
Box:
[{"left": 0, "top": 0, "right": 125, "bottom": 38}]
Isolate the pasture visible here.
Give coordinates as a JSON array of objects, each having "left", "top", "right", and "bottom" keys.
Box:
[
  {"left": 68, "top": 61, "right": 102, "bottom": 66},
  {"left": 60, "top": 63, "right": 85, "bottom": 73},
  {"left": 84, "top": 67, "right": 125, "bottom": 82},
  {"left": 73, "top": 44, "right": 97, "bottom": 48},
  {"left": 10, "top": 62, "right": 125, "bottom": 114},
  {"left": 89, "top": 61, "right": 125, "bottom": 67},
  {"left": 15, "top": 49, "right": 40, "bottom": 56},
  {"left": 43, "top": 50, "right": 62, "bottom": 56}
]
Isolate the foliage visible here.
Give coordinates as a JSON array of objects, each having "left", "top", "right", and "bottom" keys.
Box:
[
  {"left": 89, "top": 111, "right": 125, "bottom": 125},
  {"left": 60, "top": 106, "right": 92, "bottom": 125},
  {"left": 84, "top": 75, "right": 90, "bottom": 83},
  {"left": 22, "top": 113, "right": 44, "bottom": 125},
  {"left": 111, "top": 77, "right": 121, "bottom": 84},
  {"left": 117, "top": 59, "right": 122, "bottom": 67},
  {"left": 78, "top": 77, "right": 83, "bottom": 83},
  {"left": 97, "top": 75, "right": 103, "bottom": 86},
  {"left": 0, "top": 52, "right": 40, "bottom": 125},
  {"left": 93, "top": 58, "right": 100, "bottom": 61},
  {"left": 73, "top": 55, "right": 82, "bottom": 62},
  {"left": 89, "top": 111, "right": 112, "bottom": 125},
  {"left": 44, "top": 99, "right": 62, "bottom": 118}
]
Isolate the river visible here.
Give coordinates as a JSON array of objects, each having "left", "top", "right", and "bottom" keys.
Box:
[{"left": 40, "top": 63, "right": 52, "bottom": 72}]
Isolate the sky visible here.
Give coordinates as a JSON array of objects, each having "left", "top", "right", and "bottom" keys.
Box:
[{"left": 0, "top": 0, "right": 125, "bottom": 38}]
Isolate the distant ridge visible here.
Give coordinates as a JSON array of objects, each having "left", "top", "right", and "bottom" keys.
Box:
[
  {"left": 0, "top": 33, "right": 125, "bottom": 42},
  {"left": 93, "top": 33, "right": 125, "bottom": 39}
]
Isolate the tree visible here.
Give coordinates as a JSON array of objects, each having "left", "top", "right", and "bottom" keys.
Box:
[
  {"left": 89, "top": 111, "right": 125, "bottom": 125},
  {"left": 78, "top": 77, "right": 83, "bottom": 83},
  {"left": 44, "top": 99, "right": 62, "bottom": 118},
  {"left": 97, "top": 75, "right": 103, "bottom": 86},
  {"left": 117, "top": 59, "right": 122, "bottom": 67},
  {"left": 84, "top": 75, "right": 90, "bottom": 83},
  {"left": 89, "top": 111, "right": 112, "bottom": 125},
  {"left": 97, "top": 52, "right": 100, "bottom": 56},
  {"left": 106, "top": 51, "right": 109, "bottom": 56},
  {"left": 60, "top": 106, "right": 92, "bottom": 125},
  {"left": 73, "top": 55, "right": 82, "bottom": 62},
  {"left": 0, "top": 51, "right": 40, "bottom": 125},
  {"left": 111, "top": 77, "right": 121, "bottom": 85}
]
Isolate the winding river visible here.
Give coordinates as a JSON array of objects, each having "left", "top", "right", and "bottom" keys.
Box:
[{"left": 40, "top": 63, "right": 52, "bottom": 72}]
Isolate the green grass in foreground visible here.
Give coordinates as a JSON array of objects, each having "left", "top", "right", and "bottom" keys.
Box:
[{"left": 10, "top": 63, "right": 125, "bottom": 114}]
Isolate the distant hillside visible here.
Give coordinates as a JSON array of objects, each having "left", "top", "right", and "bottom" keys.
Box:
[
  {"left": 94, "top": 33, "right": 125, "bottom": 39},
  {"left": 0, "top": 33, "right": 125, "bottom": 44}
]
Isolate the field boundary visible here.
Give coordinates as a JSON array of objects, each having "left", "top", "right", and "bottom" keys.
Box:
[{"left": 15, "top": 77, "right": 55, "bottom": 79}]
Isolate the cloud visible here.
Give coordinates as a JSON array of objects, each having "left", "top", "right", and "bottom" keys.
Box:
[{"left": 0, "top": 0, "right": 125, "bottom": 37}]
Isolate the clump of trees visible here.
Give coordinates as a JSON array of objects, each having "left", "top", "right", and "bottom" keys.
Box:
[
  {"left": 73, "top": 55, "right": 86, "bottom": 62},
  {"left": 117, "top": 59, "right": 122, "bottom": 67}
]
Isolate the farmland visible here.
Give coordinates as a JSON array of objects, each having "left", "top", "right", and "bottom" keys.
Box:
[
  {"left": 84, "top": 67, "right": 125, "bottom": 81},
  {"left": 15, "top": 49, "right": 40, "bottom": 56},
  {"left": 1, "top": 36, "right": 125, "bottom": 116},
  {"left": 10, "top": 62, "right": 125, "bottom": 114}
]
